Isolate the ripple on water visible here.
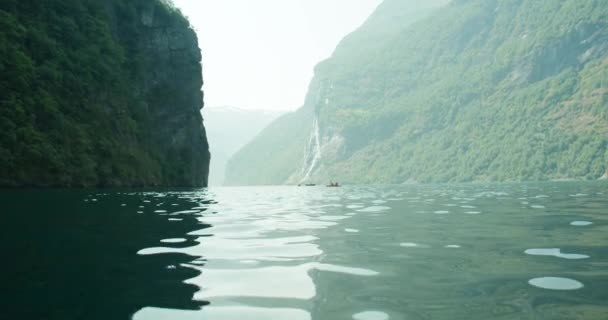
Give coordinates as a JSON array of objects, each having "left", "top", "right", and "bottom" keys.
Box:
[
  {"left": 160, "top": 238, "right": 187, "bottom": 244},
  {"left": 434, "top": 210, "right": 449, "bottom": 214},
  {"left": 400, "top": 242, "right": 427, "bottom": 248},
  {"left": 314, "top": 263, "right": 379, "bottom": 276},
  {"left": 319, "top": 215, "right": 349, "bottom": 221},
  {"left": 134, "top": 306, "right": 311, "bottom": 320},
  {"left": 570, "top": 221, "right": 593, "bottom": 226},
  {"left": 528, "top": 277, "right": 584, "bottom": 290},
  {"left": 570, "top": 193, "right": 588, "bottom": 197},
  {"left": 357, "top": 206, "right": 391, "bottom": 213},
  {"left": 347, "top": 204, "right": 365, "bottom": 209},
  {"left": 525, "top": 248, "right": 589, "bottom": 260},
  {"left": 189, "top": 263, "right": 378, "bottom": 301},
  {"left": 445, "top": 245, "right": 461, "bottom": 248},
  {"left": 353, "top": 311, "right": 390, "bottom": 320},
  {"left": 345, "top": 228, "right": 360, "bottom": 233}
]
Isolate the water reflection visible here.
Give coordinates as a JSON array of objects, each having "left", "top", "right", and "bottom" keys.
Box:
[
  {"left": 525, "top": 248, "right": 590, "bottom": 260},
  {"left": 0, "top": 190, "right": 211, "bottom": 320},
  {"left": 134, "top": 187, "right": 380, "bottom": 320},
  {"left": 353, "top": 311, "right": 390, "bottom": 320},
  {"left": 528, "top": 277, "right": 584, "bottom": 290},
  {"left": 2, "top": 182, "right": 608, "bottom": 320}
]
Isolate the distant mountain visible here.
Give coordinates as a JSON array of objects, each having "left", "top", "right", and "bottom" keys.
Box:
[
  {"left": 204, "top": 107, "right": 282, "bottom": 185},
  {"left": 226, "top": 0, "right": 608, "bottom": 186}
]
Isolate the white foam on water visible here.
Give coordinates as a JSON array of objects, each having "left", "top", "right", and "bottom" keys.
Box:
[
  {"left": 434, "top": 210, "right": 449, "bottom": 214},
  {"left": 345, "top": 228, "right": 360, "bottom": 233},
  {"left": 445, "top": 245, "right": 461, "bottom": 248}
]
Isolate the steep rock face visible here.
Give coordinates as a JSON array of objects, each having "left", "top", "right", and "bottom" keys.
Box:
[
  {"left": 0, "top": 0, "right": 209, "bottom": 187},
  {"left": 123, "top": 1, "right": 210, "bottom": 187},
  {"left": 227, "top": 0, "right": 608, "bottom": 185}
]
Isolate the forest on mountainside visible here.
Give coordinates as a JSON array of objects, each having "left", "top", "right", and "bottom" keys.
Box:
[
  {"left": 226, "top": 0, "right": 608, "bottom": 185},
  {"left": 0, "top": 0, "right": 209, "bottom": 187}
]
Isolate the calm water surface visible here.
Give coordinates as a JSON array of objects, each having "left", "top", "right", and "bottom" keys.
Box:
[{"left": 2, "top": 182, "right": 608, "bottom": 319}]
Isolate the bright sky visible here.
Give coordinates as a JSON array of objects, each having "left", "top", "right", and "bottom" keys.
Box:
[{"left": 171, "top": 0, "right": 382, "bottom": 111}]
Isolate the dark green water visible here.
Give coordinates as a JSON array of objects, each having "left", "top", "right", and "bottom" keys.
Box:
[{"left": 2, "top": 182, "right": 607, "bottom": 319}]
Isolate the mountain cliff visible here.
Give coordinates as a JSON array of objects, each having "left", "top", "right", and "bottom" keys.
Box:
[
  {"left": 226, "top": 0, "right": 608, "bottom": 185},
  {"left": 0, "top": 0, "right": 210, "bottom": 187}
]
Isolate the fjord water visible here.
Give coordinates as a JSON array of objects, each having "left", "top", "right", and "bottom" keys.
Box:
[{"left": 2, "top": 183, "right": 607, "bottom": 320}]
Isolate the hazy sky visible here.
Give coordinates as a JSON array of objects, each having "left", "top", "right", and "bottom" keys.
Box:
[{"left": 171, "top": 0, "right": 382, "bottom": 111}]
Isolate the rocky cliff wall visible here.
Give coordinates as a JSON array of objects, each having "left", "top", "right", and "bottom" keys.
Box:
[
  {"left": 117, "top": 1, "right": 210, "bottom": 187},
  {"left": 0, "top": 0, "right": 210, "bottom": 187}
]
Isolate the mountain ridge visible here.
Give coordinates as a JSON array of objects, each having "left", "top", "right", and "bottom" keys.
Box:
[{"left": 226, "top": 0, "right": 608, "bottom": 186}]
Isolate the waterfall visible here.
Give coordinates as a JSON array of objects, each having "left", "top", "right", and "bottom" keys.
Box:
[
  {"left": 299, "top": 79, "right": 332, "bottom": 184},
  {"left": 300, "top": 116, "right": 322, "bottom": 183}
]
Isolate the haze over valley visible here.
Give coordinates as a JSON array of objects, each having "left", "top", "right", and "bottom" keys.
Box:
[{"left": 1, "top": 1, "right": 607, "bottom": 319}]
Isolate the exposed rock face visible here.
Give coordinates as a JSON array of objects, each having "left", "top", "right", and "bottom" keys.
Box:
[{"left": 125, "top": 2, "right": 210, "bottom": 187}]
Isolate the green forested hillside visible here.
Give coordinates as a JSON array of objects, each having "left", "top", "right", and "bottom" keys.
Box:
[
  {"left": 0, "top": 0, "right": 210, "bottom": 187},
  {"left": 225, "top": 105, "right": 313, "bottom": 186},
  {"left": 226, "top": 0, "right": 608, "bottom": 185}
]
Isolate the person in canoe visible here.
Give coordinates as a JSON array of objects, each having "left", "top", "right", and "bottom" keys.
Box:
[{"left": 327, "top": 181, "right": 340, "bottom": 187}]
